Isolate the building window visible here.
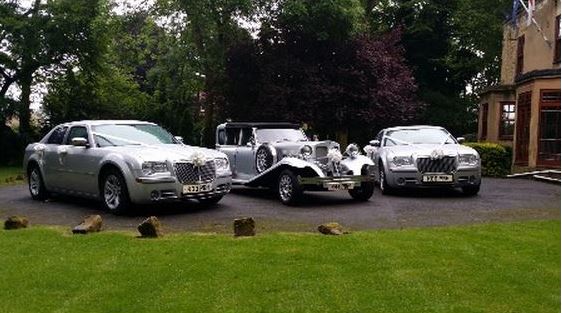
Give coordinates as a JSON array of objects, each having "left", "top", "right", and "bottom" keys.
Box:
[
  {"left": 499, "top": 102, "right": 516, "bottom": 139},
  {"left": 555, "top": 15, "right": 561, "bottom": 64},
  {"left": 480, "top": 103, "right": 488, "bottom": 140},
  {"left": 516, "top": 35, "right": 525, "bottom": 77},
  {"left": 538, "top": 90, "right": 561, "bottom": 166}
]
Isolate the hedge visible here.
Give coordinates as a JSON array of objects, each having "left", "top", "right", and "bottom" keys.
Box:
[{"left": 464, "top": 142, "right": 512, "bottom": 177}]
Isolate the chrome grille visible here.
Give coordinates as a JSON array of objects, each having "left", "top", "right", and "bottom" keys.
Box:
[
  {"left": 316, "top": 146, "right": 328, "bottom": 158},
  {"left": 174, "top": 161, "right": 216, "bottom": 184},
  {"left": 417, "top": 157, "right": 456, "bottom": 173}
]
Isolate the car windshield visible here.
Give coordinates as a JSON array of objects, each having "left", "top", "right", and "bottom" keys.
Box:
[
  {"left": 256, "top": 128, "right": 308, "bottom": 143},
  {"left": 385, "top": 128, "right": 456, "bottom": 146},
  {"left": 92, "top": 124, "right": 176, "bottom": 147}
]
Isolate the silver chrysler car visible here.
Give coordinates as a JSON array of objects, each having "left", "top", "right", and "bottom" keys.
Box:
[
  {"left": 364, "top": 125, "right": 481, "bottom": 196},
  {"left": 23, "top": 120, "right": 232, "bottom": 214},
  {"left": 216, "top": 122, "right": 376, "bottom": 205}
]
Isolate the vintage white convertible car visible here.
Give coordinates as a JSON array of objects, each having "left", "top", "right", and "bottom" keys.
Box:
[
  {"left": 216, "top": 122, "right": 376, "bottom": 204},
  {"left": 23, "top": 120, "right": 232, "bottom": 214}
]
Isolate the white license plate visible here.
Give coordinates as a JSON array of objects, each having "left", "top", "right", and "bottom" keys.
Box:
[
  {"left": 182, "top": 183, "right": 213, "bottom": 194},
  {"left": 327, "top": 182, "right": 355, "bottom": 191},
  {"left": 422, "top": 175, "right": 453, "bottom": 183}
]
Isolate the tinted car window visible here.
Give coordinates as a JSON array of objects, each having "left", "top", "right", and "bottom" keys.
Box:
[
  {"left": 217, "top": 129, "right": 226, "bottom": 145},
  {"left": 46, "top": 127, "right": 68, "bottom": 145},
  {"left": 240, "top": 128, "right": 253, "bottom": 146},
  {"left": 225, "top": 128, "right": 240, "bottom": 145},
  {"left": 66, "top": 126, "right": 88, "bottom": 145}
]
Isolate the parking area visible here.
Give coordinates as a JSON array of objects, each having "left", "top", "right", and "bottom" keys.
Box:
[{"left": 0, "top": 178, "right": 559, "bottom": 232}]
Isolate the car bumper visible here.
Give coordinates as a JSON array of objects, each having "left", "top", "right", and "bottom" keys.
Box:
[
  {"left": 127, "top": 175, "right": 233, "bottom": 203},
  {"left": 298, "top": 175, "right": 375, "bottom": 191},
  {"left": 386, "top": 167, "right": 481, "bottom": 188}
]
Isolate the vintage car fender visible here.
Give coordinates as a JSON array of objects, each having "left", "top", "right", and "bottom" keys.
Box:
[
  {"left": 245, "top": 157, "right": 325, "bottom": 187},
  {"left": 341, "top": 155, "right": 375, "bottom": 175}
]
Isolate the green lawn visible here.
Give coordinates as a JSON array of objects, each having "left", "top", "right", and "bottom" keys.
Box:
[
  {"left": 0, "top": 221, "right": 559, "bottom": 313},
  {"left": 0, "top": 166, "right": 24, "bottom": 185}
]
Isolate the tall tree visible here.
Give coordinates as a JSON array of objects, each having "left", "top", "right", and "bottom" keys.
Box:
[{"left": 0, "top": 0, "right": 106, "bottom": 138}]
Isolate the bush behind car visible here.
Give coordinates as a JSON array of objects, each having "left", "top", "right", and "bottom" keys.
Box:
[{"left": 464, "top": 142, "right": 512, "bottom": 177}]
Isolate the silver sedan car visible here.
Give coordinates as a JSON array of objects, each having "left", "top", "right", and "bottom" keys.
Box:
[
  {"left": 23, "top": 120, "right": 232, "bottom": 214},
  {"left": 364, "top": 126, "right": 481, "bottom": 196}
]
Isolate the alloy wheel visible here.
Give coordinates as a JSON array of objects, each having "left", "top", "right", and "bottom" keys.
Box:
[
  {"left": 104, "top": 175, "right": 122, "bottom": 210},
  {"left": 29, "top": 169, "right": 40, "bottom": 196}
]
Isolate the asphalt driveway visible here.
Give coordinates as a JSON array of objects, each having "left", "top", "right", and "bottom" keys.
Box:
[{"left": 0, "top": 178, "right": 559, "bottom": 232}]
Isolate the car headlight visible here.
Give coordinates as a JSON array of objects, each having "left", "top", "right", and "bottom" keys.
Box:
[
  {"left": 300, "top": 145, "right": 313, "bottom": 157},
  {"left": 345, "top": 143, "right": 360, "bottom": 158},
  {"left": 459, "top": 154, "right": 479, "bottom": 166},
  {"left": 142, "top": 161, "right": 169, "bottom": 175},
  {"left": 214, "top": 157, "right": 230, "bottom": 171},
  {"left": 391, "top": 156, "right": 414, "bottom": 167}
]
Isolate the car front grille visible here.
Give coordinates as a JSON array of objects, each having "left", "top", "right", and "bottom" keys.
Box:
[
  {"left": 416, "top": 156, "right": 457, "bottom": 173},
  {"left": 174, "top": 161, "right": 216, "bottom": 184},
  {"left": 316, "top": 146, "right": 328, "bottom": 158}
]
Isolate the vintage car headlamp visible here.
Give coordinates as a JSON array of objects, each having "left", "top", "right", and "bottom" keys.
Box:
[
  {"left": 391, "top": 156, "right": 414, "bottom": 167},
  {"left": 458, "top": 154, "right": 479, "bottom": 166},
  {"left": 345, "top": 144, "right": 360, "bottom": 158},
  {"left": 142, "top": 161, "right": 169, "bottom": 175},
  {"left": 300, "top": 145, "right": 313, "bottom": 157},
  {"left": 214, "top": 157, "right": 230, "bottom": 171}
]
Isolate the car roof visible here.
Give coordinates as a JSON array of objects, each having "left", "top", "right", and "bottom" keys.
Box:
[
  {"left": 384, "top": 125, "right": 445, "bottom": 132},
  {"left": 218, "top": 122, "right": 300, "bottom": 129},
  {"left": 59, "top": 120, "right": 155, "bottom": 127}
]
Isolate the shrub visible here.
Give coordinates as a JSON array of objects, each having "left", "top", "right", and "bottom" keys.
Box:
[{"left": 464, "top": 142, "right": 512, "bottom": 177}]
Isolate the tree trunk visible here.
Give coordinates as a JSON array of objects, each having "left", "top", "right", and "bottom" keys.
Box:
[
  {"left": 335, "top": 128, "right": 349, "bottom": 147},
  {"left": 18, "top": 73, "right": 32, "bottom": 138}
]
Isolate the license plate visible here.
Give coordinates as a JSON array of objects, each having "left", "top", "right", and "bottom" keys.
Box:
[
  {"left": 422, "top": 175, "right": 453, "bottom": 183},
  {"left": 182, "top": 183, "right": 213, "bottom": 194},
  {"left": 326, "top": 182, "right": 355, "bottom": 191}
]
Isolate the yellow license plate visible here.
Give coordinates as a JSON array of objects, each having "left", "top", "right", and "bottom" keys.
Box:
[{"left": 183, "top": 183, "right": 213, "bottom": 194}]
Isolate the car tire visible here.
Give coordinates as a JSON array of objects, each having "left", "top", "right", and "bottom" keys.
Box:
[
  {"left": 277, "top": 169, "right": 303, "bottom": 205},
  {"left": 378, "top": 163, "right": 394, "bottom": 195},
  {"left": 100, "top": 168, "right": 131, "bottom": 215},
  {"left": 462, "top": 184, "right": 480, "bottom": 196},
  {"left": 28, "top": 165, "right": 49, "bottom": 201},
  {"left": 198, "top": 196, "right": 224, "bottom": 205},
  {"left": 255, "top": 145, "right": 274, "bottom": 173},
  {"left": 349, "top": 181, "right": 375, "bottom": 201}
]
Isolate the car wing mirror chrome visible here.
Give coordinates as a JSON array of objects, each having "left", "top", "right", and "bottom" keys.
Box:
[
  {"left": 369, "top": 140, "right": 380, "bottom": 147},
  {"left": 456, "top": 137, "right": 465, "bottom": 144},
  {"left": 71, "top": 137, "right": 89, "bottom": 147},
  {"left": 174, "top": 136, "right": 184, "bottom": 144}
]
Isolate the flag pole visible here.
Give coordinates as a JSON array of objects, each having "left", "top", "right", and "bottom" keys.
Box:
[{"left": 517, "top": 0, "right": 552, "bottom": 46}]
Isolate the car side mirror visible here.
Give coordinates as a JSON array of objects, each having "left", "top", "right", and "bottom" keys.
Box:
[
  {"left": 369, "top": 140, "right": 380, "bottom": 147},
  {"left": 174, "top": 136, "right": 184, "bottom": 143},
  {"left": 457, "top": 137, "right": 466, "bottom": 144},
  {"left": 71, "top": 137, "right": 89, "bottom": 147}
]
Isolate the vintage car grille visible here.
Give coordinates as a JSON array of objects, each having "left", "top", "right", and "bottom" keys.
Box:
[
  {"left": 416, "top": 156, "right": 457, "bottom": 173},
  {"left": 174, "top": 161, "right": 216, "bottom": 184},
  {"left": 315, "top": 146, "right": 328, "bottom": 158}
]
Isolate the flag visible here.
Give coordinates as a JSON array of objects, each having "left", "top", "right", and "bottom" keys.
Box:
[
  {"left": 527, "top": 0, "right": 535, "bottom": 26},
  {"left": 511, "top": 0, "right": 520, "bottom": 27}
]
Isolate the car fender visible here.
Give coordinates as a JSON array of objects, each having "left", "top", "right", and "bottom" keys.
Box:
[
  {"left": 98, "top": 153, "right": 138, "bottom": 193},
  {"left": 246, "top": 157, "right": 324, "bottom": 187}
]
